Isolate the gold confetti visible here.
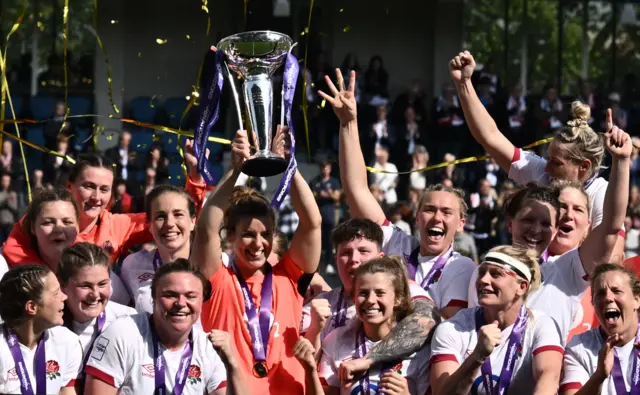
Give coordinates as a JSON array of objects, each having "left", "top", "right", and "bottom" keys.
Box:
[
  {"left": 192, "top": 91, "right": 200, "bottom": 98},
  {"left": 138, "top": 52, "right": 143, "bottom": 58},
  {"left": 340, "top": 8, "right": 344, "bottom": 12},
  {"left": 110, "top": 19, "right": 118, "bottom": 24},
  {"left": 185, "top": 96, "right": 191, "bottom": 101},
  {"left": 36, "top": 21, "right": 45, "bottom": 31},
  {"left": 156, "top": 38, "right": 168, "bottom": 45},
  {"left": 343, "top": 25, "right": 351, "bottom": 33},
  {"left": 91, "top": 0, "right": 120, "bottom": 114},
  {"left": 186, "top": 34, "right": 191, "bottom": 40}
]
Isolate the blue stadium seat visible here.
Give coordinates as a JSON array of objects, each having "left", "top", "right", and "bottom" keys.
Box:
[
  {"left": 30, "top": 96, "right": 59, "bottom": 120},
  {"left": 4, "top": 95, "right": 24, "bottom": 118},
  {"left": 130, "top": 127, "right": 155, "bottom": 153},
  {"left": 161, "top": 132, "right": 184, "bottom": 154},
  {"left": 67, "top": 96, "right": 92, "bottom": 117},
  {"left": 26, "top": 125, "right": 45, "bottom": 169},
  {"left": 164, "top": 97, "right": 189, "bottom": 128},
  {"left": 167, "top": 163, "right": 184, "bottom": 185},
  {"left": 130, "top": 96, "right": 159, "bottom": 123},
  {"left": 74, "top": 127, "right": 91, "bottom": 151}
]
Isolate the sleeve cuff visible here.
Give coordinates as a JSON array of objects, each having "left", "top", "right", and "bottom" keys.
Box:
[
  {"left": 429, "top": 354, "right": 458, "bottom": 365},
  {"left": 533, "top": 345, "right": 564, "bottom": 356},
  {"left": 559, "top": 382, "right": 583, "bottom": 392},
  {"left": 85, "top": 366, "right": 116, "bottom": 387},
  {"left": 511, "top": 147, "right": 521, "bottom": 163}
]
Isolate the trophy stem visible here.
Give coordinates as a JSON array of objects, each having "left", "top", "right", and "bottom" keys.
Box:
[{"left": 243, "top": 74, "right": 273, "bottom": 155}]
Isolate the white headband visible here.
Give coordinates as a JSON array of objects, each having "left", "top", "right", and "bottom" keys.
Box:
[{"left": 482, "top": 252, "right": 532, "bottom": 282}]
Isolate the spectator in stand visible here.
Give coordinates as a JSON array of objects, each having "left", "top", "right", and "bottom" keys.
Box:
[
  {"left": 409, "top": 145, "right": 430, "bottom": 191},
  {"left": 467, "top": 178, "right": 498, "bottom": 256},
  {"left": 0, "top": 172, "right": 19, "bottom": 243},
  {"left": 631, "top": 137, "right": 640, "bottom": 186},
  {"left": 104, "top": 129, "right": 137, "bottom": 186},
  {"left": 31, "top": 168, "right": 46, "bottom": 193},
  {"left": 389, "top": 203, "right": 412, "bottom": 236},
  {"left": 277, "top": 194, "right": 299, "bottom": 242},
  {"left": 432, "top": 83, "right": 466, "bottom": 159},
  {"left": 629, "top": 185, "right": 640, "bottom": 213},
  {"left": 143, "top": 143, "right": 169, "bottom": 185},
  {"left": 43, "top": 101, "right": 75, "bottom": 152},
  {"left": 477, "top": 56, "right": 501, "bottom": 95},
  {"left": 110, "top": 179, "right": 134, "bottom": 214},
  {"left": 392, "top": 107, "right": 427, "bottom": 169},
  {"left": 134, "top": 167, "right": 156, "bottom": 211},
  {"left": 371, "top": 141, "right": 398, "bottom": 206},
  {"left": 624, "top": 214, "right": 640, "bottom": 258},
  {"left": 371, "top": 104, "right": 394, "bottom": 154},
  {"left": 536, "top": 83, "right": 565, "bottom": 139},
  {"left": 364, "top": 55, "right": 389, "bottom": 105},
  {"left": 576, "top": 79, "right": 598, "bottom": 125},
  {"left": 506, "top": 82, "right": 527, "bottom": 146},
  {"left": 43, "top": 135, "right": 73, "bottom": 187},
  {"left": 477, "top": 76, "right": 494, "bottom": 110},
  {"left": 0, "top": 140, "right": 23, "bottom": 185},
  {"left": 309, "top": 161, "right": 342, "bottom": 270},
  {"left": 435, "top": 153, "right": 466, "bottom": 188},
  {"left": 391, "top": 80, "right": 428, "bottom": 126},
  {"left": 607, "top": 92, "right": 628, "bottom": 130}
]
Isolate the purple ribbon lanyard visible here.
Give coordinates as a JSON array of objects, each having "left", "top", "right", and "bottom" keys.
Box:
[
  {"left": 81, "top": 310, "right": 107, "bottom": 375},
  {"left": 355, "top": 326, "right": 393, "bottom": 395},
  {"left": 153, "top": 250, "right": 163, "bottom": 272},
  {"left": 231, "top": 259, "right": 273, "bottom": 368},
  {"left": 194, "top": 49, "right": 225, "bottom": 186},
  {"left": 607, "top": 322, "right": 640, "bottom": 395},
  {"left": 270, "top": 53, "right": 300, "bottom": 210},
  {"left": 5, "top": 327, "right": 46, "bottom": 395},
  {"left": 149, "top": 316, "right": 194, "bottom": 395},
  {"left": 405, "top": 248, "right": 452, "bottom": 290},
  {"left": 333, "top": 288, "right": 347, "bottom": 330},
  {"left": 475, "top": 305, "right": 528, "bottom": 395}
]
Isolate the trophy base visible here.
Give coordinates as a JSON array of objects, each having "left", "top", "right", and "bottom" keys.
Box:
[{"left": 242, "top": 155, "right": 289, "bottom": 178}]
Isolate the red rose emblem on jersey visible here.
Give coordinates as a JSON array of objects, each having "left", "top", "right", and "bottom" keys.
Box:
[
  {"left": 391, "top": 363, "right": 403, "bottom": 373},
  {"left": 46, "top": 360, "right": 61, "bottom": 380},
  {"left": 187, "top": 365, "right": 202, "bottom": 385}
]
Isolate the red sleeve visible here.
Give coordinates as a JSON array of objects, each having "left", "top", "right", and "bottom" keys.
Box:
[
  {"left": 511, "top": 147, "right": 521, "bottom": 163},
  {"left": 184, "top": 175, "right": 214, "bottom": 217},
  {"left": 85, "top": 366, "right": 116, "bottom": 387},
  {"left": 429, "top": 354, "right": 458, "bottom": 364},
  {"left": 275, "top": 251, "right": 304, "bottom": 284},
  {"left": 65, "top": 379, "right": 76, "bottom": 387},
  {"left": 559, "top": 382, "right": 583, "bottom": 392},
  {"left": 107, "top": 212, "right": 153, "bottom": 259},
  {"left": 2, "top": 217, "right": 46, "bottom": 267},
  {"left": 533, "top": 345, "right": 564, "bottom": 356}
]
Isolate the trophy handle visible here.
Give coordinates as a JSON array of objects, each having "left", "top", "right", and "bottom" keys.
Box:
[{"left": 224, "top": 62, "right": 244, "bottom": 132}]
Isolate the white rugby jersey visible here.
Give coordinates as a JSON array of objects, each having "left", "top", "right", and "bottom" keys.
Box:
[
  {"left": 71, "top": 301, "right": 136, "bottom": 355},
  {"left": 110, "top": 268, "right": 132, "bottom": 306},
  {"left": 561, "top": 327, "right": 638, "bottom": 394},
  {"left": 319, "top": 319, "right": 430, "bottom": 395},
  {"left": 381, "top": 222, "right": 476, "bottom": 310},
  {"left": 120, "top": 249, "right": 159, "bottom": 313},
  {"left": 509, "top": 148, "right": 608, "bottom": 227},
  {"left": 430, "top": 307, "right": 563, "bottom": 395},
  {"left": 301, "top": 283, "right": 430, "bottom": 341},
  {"left": 0, "top": 325, "right": 82, "bottom": 394},
  {"left": 467, "top": 248, "right": 588, "bottom": 341},
  {"left": 86, "top": 313, "right": 227, "bottom": 395}
]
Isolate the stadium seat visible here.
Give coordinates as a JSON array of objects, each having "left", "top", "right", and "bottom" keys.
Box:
[
  {"left": 30, "top": 96, "right": 58, "bottom": 120},
  {"left": 164, "top": 97, "right": 189, "bottom": 128},
  {"left": 74, "top": 127, "right": 91, "bottom": 151},
  {"left": 26, "top": 125, "right": 45, "bottom": 169},
  {"left": 67, "top": 96, "right": 93, "bottom": 117},
  {"left": 130, "top": 127, "right": 156, "bottom": 153},
  {"left": 4, "top": 95, "right": 24, "bottom": 118},
  {"left": 167, "top": 163, "right": 184, "bottom": 185},
  {"left": 130, "top": 96, "right": 159, "bottom": 123}
]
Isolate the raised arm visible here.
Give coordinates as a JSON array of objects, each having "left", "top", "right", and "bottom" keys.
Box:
[
  {"left": 319, "top": 69, "right": 386, "bottom": 224},
  {"left": 192, "top": 130, "right": 248, "bottom": 280},
  {"left": 450, "top": 51, "right": 516, "bottom": 173},
  {"left": 288, "top": 169, "right": 322, "bottom": 273},
  {"left": 579, "top": 110, "right": 630, "bottom": 275}
]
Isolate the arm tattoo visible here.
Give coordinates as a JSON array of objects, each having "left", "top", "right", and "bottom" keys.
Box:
[{"left": 366, "top": 298, "right": 440, "bottom": 364}]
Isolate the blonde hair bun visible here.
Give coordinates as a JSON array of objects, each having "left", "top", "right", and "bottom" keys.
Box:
[{"left": 570, "top": 101, "right": 591, "bottom": 125}]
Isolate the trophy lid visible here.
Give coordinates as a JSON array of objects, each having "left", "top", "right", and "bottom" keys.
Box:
[{"left": 217, "top": 31, "right": 293, "bottom": 77}]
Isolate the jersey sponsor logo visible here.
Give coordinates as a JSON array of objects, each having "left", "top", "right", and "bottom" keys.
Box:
[
  {"left": 141, "top": 364, "right": 155, "bottom": 377},
  {"left": 7, "top": 367, "right": 17, "bottom": 380},
  {"left": 349, "top": 383, "right": 380, "bottom": 394},
  {"left": 138, "top": 272, "right": 154, "bottom": 282},
  {"left": 92, "top": 337, "right": 110, "bottom": 361}
]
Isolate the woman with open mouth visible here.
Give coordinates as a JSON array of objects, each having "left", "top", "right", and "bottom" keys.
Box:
[
  {"left": 560, "top": 264, "right": 640, "bottom": 394},
  {"left": 431, "top": 246, "right": 563, "bottom": 395},
  {"left": 57, "top": 242, "right": 135, "bottom": 391},
  {"left": 84, "top": 259, "right": 246, "bottom": 395},
  {"left": 2, "top": 143, "right": 209, "bottom": 268},
  {"left": 303, "top": 256, "right": 429, "bottom": 395},
  {"left": 0, "top": 264, "right": 82, "bottom": 394},
  {"left": 321, "top": 68, "right": 476, "bottom": 320},
  {"left": 119, "top": 185, "right": 196, "bottom": 313},
  {"left": 192, "top": 127, "right": 322, "bottom": 395},
  {"left": 465, "top": 119, "right": 631, "bottom": 342}
]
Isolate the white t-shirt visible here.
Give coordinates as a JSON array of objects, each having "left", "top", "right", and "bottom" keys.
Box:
[
  {"left": 0, "top": 325, "right": 82, "bottom": 394},
  {"left": 430, "top": 307, "right": 563, "bottom": 395},
  {"left": 467, "top": 249, "right": 588, "bottom": 341},
  {"left": 110, "top": 268, "right": 131, "bottom": 306},
  {"left": 319, "top": 319, "right": 430, "bottom": 395},
  {"left": 300, "top": 283, "right": 430, "bottom": 341},
  {"left": 71, "top": 301, "right": 136, "bottom": 355},
  {"left": 86, "top": 313, "right": 227, "bottom": 395},
  {"left": 508, "top": 148, "right": 608, "bottom": 227},
  {"left": 120, "top": 249, "right": 159, "bottom": 313},
  {"left": 0, "top": 253, "right": 8, "bottom": 282},
  {"left": 382, "top": 222, "right": 476, "bottom": 310},
  {"left": 561, "top": 327, "right": 639, "bottom": 394}
]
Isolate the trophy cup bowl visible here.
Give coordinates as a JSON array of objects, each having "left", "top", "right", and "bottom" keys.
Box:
[{"left": 218, "top": 31, "right": 293, "bottom": 178}]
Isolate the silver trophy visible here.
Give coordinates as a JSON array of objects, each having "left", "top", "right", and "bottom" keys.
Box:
[{"left": 218, "top": 31, "right": 293, "bottom": 178}]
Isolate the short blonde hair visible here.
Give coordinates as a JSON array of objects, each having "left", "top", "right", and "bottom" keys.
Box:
[
  {"left": 418, "top": 184, "right": 468, "bottom": 220},
  {"left": 554, "top": 101, "right": 605, "bottom": 180}
]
